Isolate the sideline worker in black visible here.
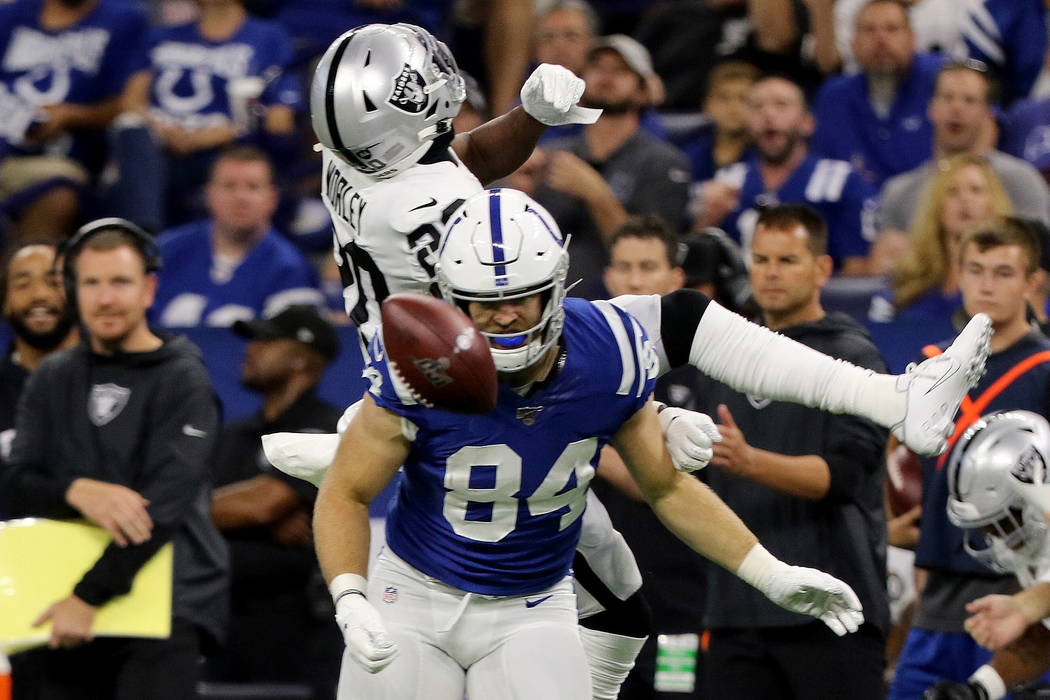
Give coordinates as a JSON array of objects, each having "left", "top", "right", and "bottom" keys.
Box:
[
  {"left": 2, "top": 218, "right": 228, "bottom": 699},
  {"left": 207, "top": 305, "right": 344, "bottom": 698},
  {"left": 697, "top": 204, "right": 890, "bottom": 699}
]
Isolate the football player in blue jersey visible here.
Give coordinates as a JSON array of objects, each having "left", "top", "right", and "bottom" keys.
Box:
[
  {"left": 313, "top": 188, "right": 866, "bottom": 699},
  {"left": 263, "top": 23, "right": 996, "bottom": 699}
]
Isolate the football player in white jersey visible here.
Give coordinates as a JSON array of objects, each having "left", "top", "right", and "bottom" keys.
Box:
[
  {"left": 923, "top": 411, "right": 1050, "bottom": 700},
  {"left": 316, "top": 188, "right": 866, "bottom": 699},
  {"left": 271, "top": 22, "right": 995, "bottom": 700}
]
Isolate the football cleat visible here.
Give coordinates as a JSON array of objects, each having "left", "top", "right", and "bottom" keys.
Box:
[{"left": 891, "top": 313, "right": 992, "bottom": 456}]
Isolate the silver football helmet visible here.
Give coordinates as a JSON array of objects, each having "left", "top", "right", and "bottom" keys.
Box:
[
  {"left": 311, "top": 23, "right": 466, "bottom": 179},
  {"left": 436, "top": 188, "right": 569, "bottom": 373},
  {"left": 947, "top": 410, "right": 1050, "bottom": 573}
]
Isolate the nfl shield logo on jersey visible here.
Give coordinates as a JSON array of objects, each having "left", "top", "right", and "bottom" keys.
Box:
[
  {"left": 389, "top": 64, "right": 427, "bottom": 114},
  {"left": 382, "top": 586, "right": 398, "bottom": 604},
  {"left": 88, "top": 383, "right": 132, "bottom": 426}
]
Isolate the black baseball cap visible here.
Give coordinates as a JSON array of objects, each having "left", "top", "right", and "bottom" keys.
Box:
[{"left": 233, "top": 305, "right": 340, "bottom": 361}]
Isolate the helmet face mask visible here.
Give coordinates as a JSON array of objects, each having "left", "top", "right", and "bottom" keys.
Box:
[
  {"left": 436, "top": 189, "right": 569, "bottom": 374},
  {"left": 311, "top": 23, "right": 466, "bottom": 179},
  {"left": 947, "top": 410, "right": 1050, "bottom": 573}
]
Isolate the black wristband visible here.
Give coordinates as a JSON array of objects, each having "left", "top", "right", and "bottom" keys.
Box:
[{"left": 333, "top": 588, "right": 366, "bottom": 606}]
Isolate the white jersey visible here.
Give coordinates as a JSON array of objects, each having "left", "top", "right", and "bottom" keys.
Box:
[{"left": 321, "top": 146, "right": 484, "bottom": 351}]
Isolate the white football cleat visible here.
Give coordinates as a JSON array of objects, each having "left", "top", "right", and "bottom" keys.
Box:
[{"left": 891, "top": 313, "right": 992, "bottom": 456}]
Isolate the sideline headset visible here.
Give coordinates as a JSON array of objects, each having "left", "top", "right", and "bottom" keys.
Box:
[{"left": 57, "top": 217, "right": 162, "bottom": 303}]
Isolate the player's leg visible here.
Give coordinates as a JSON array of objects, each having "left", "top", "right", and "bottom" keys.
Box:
[
  {"left": 337, "top": 550, "right": 466, "bottom": 700},
  {"left": 575, "top": 492, "right": 651, "bottom": 700},
  {"left": 465, "top": 578, "right": 591, "bottom": 700}
]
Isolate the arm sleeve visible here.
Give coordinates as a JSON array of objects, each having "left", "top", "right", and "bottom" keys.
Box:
[
  {"left": 2, "top": 368, "right": 78, "bottom": 518},
  {"left": 74, "top": 362, "right": 220, "bottom": 606}
]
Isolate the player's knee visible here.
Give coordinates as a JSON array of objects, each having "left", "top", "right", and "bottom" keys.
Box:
[{"left": 579, "top": 590, "right": 652, "bottom": 638}]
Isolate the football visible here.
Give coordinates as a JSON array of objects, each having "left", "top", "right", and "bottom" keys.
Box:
[
  {"left": 380, "top": 293, "right": 498, "bottom": 413},
  {"left": 886, "top": 443, "right": 923, "bottom": 517}
]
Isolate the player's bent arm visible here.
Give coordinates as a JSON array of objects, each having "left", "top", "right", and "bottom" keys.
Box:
[
  {"left": 451, "top": 107, "right": 546, "bottom": 186},
  {"left": 313, "top": 393, "right": 410, "bottom": 584}
]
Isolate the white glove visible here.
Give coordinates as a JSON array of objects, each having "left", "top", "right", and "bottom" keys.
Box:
[
  {"left": 520, "top": 63, "right": 602, "bottom": 126},
  {"left": 332, "top": 573, "right": 399, "bottom": 673},
  {"left": 658, "top": 405, "right": 722, "bottom": 473},
  {"left": 736, "top": 544, "right": 864, "bottom": 636},
  {"left": 260, "top": 432, "right": 340, "bottom": 487}
]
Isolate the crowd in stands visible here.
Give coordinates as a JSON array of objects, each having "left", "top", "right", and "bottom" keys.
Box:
[{"left": 5, "top": 0, "right": 1050, "bottom": 697}]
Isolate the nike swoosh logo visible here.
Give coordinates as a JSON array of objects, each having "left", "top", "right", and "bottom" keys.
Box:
[
  {"left": 525, "top": 595, "right": 553, "bottom": 608},
  {"left": 409, "top": 197, "right": 438, "bottom": 211},
  {"left": 182, "top": 424, "right": 208, "bottom": 438},
  {"left": 924, "top": 359, "right": 960, "bottom": 396}
]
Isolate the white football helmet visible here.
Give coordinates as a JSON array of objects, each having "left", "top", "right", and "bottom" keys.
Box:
[
  {"left": 311, "top": 23, "right": 466, "bottom": 179},
  {"left": 436, "top": 188, "right": 569, "bottom": 373},
  {"left": 947, "top": 410, "right": 1050, "bottom": 573}
]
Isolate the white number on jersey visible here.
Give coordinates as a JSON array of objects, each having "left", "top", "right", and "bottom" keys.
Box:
[{"left": 442, "top": 439, "right": 598, "bottom": 542}]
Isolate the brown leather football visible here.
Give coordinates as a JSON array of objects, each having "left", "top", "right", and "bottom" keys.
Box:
[
  {"left": 887, "top": 443, "right": 923, "bottom": 517},
  {"left": 380, "top": 293, "right": 498, "bottom": 413}
]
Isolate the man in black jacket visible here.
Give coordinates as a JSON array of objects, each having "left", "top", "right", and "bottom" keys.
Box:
[
  {"left": 697, "top": 204, "right": 890, "bottom": 699},
  {"left": 2, "top": 219, "right": 228, "bottom": 699},
  {"left": 208, "top": 305, "right": 344, "bottom": 697}
]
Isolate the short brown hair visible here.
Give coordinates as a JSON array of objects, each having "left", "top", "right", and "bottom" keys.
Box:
[
  {"left": 704, "top": 61, "right": 761, "bottom": 99},
  {"left": 960, "top": 216, "right": 1041, "bottom": 274},
  {"left": 609, "top": 215, "right": 683, "bottom": 268},
  {"left": 857, "top": 0, "right": 912, "bottom": 29},
  {"left": 209, "top": 144, "right": 275, "bottom": 184},
  {"left": 754, "top": 204, "right": 828, "bottom": 256}
]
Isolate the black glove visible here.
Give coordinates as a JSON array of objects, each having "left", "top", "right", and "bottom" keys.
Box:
[{"left": 923, "top": 680, "right": 990, "bottom": 700}]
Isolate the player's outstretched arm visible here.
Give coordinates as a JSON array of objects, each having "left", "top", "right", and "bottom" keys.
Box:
[
  {"left": 452, "top": 64, "right": 600, "bottom": 185},
  {"left": 611, "top": 400, "right": 864, "bottom": 636},
  {"left": 314, "top": 393, "right": 409, "bottom": 674}
]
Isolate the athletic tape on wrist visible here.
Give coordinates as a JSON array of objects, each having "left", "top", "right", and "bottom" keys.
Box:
[{"left": 330, "top": 572, "right": 368, "bottom": 604}]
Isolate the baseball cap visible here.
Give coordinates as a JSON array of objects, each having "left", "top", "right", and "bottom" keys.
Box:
[
  {"left": 588, "top": 34, "right": 655, "bottom": 79},
  {"left": 233, "top": 305, "right": 340, "bottom": 361}
]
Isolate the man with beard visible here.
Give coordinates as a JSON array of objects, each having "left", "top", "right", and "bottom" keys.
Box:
[
  {"left": 207, "top": 305, "right": 343, "bottom": 698},
  {"left": 704, "top": 75, "right": 878, "bottom": 276},
  {"left": 0, "top": 240, "right": 78, "bottom": 476},
  {"left": 533, "top": 34, "right": 691, "bottom": 299}
]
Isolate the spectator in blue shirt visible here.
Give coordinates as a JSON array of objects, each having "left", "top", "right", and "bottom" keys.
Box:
[
  {"left": 152, "top": 145, "right": 323, "bottom": 327},
  {"left": 811, "top": 0, "right": 942, "bottom": 188},
  {"left": 698, "top": 75, "right": 879, "bottom": 276},
  {"left": 145, "top": 0, "right": 302, "bottom": 228},
  {"left": 681, "top": 60, "right": 759, "bottom": 184},
  {"left": 0, "top": 0, "right": 150, "bottom": 240}
]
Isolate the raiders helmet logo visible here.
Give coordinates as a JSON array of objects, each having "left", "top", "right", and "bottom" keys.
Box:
[
  {"left": 388, "top": 64, "right": 427, "bottom": 114},
  {"left": 1011, "top": 445, "right": 1047, "bottom": 484},
  {"left": 88, "top": 383, "right": 132, "bottom": 426}
]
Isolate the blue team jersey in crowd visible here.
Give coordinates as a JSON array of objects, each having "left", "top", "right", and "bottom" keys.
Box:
[
  {"left": 811, "top": 53, "right": 942, "bottom": 187},
  {"left": 152, "top": 221, "right": 323, "bottom": 327},
  {"left": 368, "top": 297, "right": 658, "bottom": 596},
  {"left": 0, "top": 0, "right": 149, "bottom": 158},
  {"left": 148, "top": 17, "right": 301, "bottom": 130},
  {"left": 1001, "top": 97, "right": 1050, "bottom": 178},
  {"left": 716, "top": 154, "right": 878, "bottom": 266},
  {"left": 960, "top": 0, "right": 1046, "bottom": 105}
]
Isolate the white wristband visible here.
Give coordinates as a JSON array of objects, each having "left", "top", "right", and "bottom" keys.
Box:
[
  {"left": 735, "top": 543, "right": 782, "bottom": 590},
  {"left": 969, "top": 664, "right": 1007, "bottom": 700},
  {"left": 329, "top": 573, "right": 368, "bottom": 604}
]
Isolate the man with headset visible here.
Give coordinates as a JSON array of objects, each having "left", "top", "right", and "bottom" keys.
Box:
[{"left": 1, "top": 218, "right": 228, "bottom": 699}]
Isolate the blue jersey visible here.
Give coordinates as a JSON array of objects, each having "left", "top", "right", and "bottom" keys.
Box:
[
  {"left": 368, "top": 298, "right": 658, "bottom": 596},
  {"left": 960, "top": 0, "right": 1046, "bottom": 105},
  {"left": 148, "top": 17, "right": 301, "bottom": 130},
  {"left": 152, "top": 221, "right": 323, "bottom": 327},
  {"left": 716, "top": 154, "right": 878, "bottom": 267},
  {"left": 0, "top": 0, "right": 149, "bottom": 158},
  {"left": 1000, "top": 97, "right": 1050, "bottom": 178},
  {"left": 811, "top": 53, "right": 942, "bottom": 187},
  {"left": 915, "top": 332, "right": 1050, "bottom": 574}
]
